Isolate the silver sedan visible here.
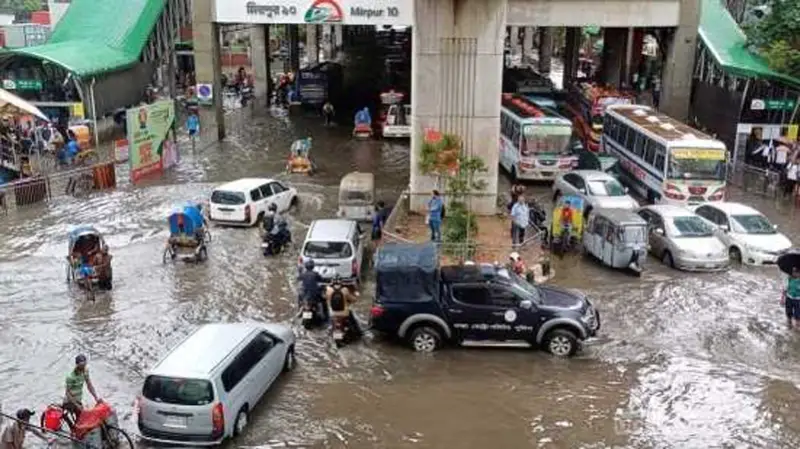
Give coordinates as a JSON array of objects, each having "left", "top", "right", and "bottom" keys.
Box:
[
  {"left": 636, "top": 205, "right": 729, "bottom": 271},
  {"left": 552, "top": 170, "right": 639, "bottom": 214}
]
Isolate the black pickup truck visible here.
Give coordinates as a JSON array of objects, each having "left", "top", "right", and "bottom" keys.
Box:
[{"left": 370, "top": 243, "right": 600, "bottom": 357}]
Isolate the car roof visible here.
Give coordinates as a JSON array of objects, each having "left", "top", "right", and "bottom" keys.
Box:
[
  {"left": 642, "top": 204, "right": 697, "bottom": 218},
  {"left": 593, "top": 208, "right": 647, "bottom": 225},
  {"left": 569, "top": 170, "right": 613, "bottom": 180},
  {"left": 307, "top": 219, "right": 357, "bottom": 241},
  {"left": 699, "top": 202, "right": 759, "bottom": 215},
  {"left": 214, "top": 178, "right": 275, "bottom": 192},
  {"left": 149, "top": 323, "right": 259, "bottom": 378}
]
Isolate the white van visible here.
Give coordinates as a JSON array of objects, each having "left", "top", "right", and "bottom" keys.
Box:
[
  {"left": 300, "top": 219, "right": 366, "bottom": 284},
  {"left": 136, "top": 323, "right": 296, "bottom": 445},
  {"left": 208, "top": 178, "right": 297, "bottom": 227}
]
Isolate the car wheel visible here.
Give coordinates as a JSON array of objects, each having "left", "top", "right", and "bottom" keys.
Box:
[
  {"left": 729, "top": 247, "right": 742, "bottom": 264},
  {"left": 290, "top": 195, "right": 299, "bottom": 208},
  {"left": 256, "top": 212, "right": 264, "bottom": 226},
  {"left": 552, "top": 190, "right": 561, "bottom": 203},
  {"left": 510, "top": 167, "right": 518, "bottom": 182},
  {"left": 233, "top": 407, "right": 248, "bottom": 436},
  {"left": 545, "top": 329, "right": 578, "bottom": 357},
  {"left": 408, "top": 326, "right": 442, "bottom": 353},
  {"left": 583, "top": 206, "right": 593, "bottom": 221},
  {"left": 282, "top": 347, "right": 295, "bottom": 372},
  {"left": 662, "top": 251, "right": 674, "bottom": 268}
]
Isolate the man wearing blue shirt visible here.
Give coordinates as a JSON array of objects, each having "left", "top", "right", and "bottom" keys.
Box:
[
  {"left": 510, "top": 195, "right": 530, "bottom": 247},
  {"left": 427, "top": 190, "right": 443, "bottom": 242}
]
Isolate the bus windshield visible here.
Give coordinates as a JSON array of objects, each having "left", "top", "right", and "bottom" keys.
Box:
[
  {"left": 522, "top": 124, "right": 572, "bottom": 155},
  {"left": 668, "top": 148, "right": 727, "bottom": 181}
]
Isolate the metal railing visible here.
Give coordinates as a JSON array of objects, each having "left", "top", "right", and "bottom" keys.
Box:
[
  {"left": 0, "top": 162, "right": 118, "bottom": 214},
  {"left": 727, "top": 161, "right": 783, "bottom": 199},
  {"left": 381, "top": 190, "right": 549, "bottom": 265}
]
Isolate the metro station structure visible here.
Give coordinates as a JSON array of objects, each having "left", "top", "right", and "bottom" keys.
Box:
[{"left": 195, "top": 0, "right": 699, "bottom": 213}]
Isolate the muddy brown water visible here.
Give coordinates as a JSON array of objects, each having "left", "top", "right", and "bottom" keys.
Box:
[{"left": 3, "top": 108, "right": 800, "bottom": 449}]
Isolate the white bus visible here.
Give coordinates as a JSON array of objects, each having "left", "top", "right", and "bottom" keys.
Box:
[
  {"left": 499, "top": 94, "right": 576, "bottom": 181},
  {"left": 602, "top": 104, "right": 727, "bottom": 205}
]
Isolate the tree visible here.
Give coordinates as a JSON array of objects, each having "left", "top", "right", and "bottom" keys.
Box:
[
  {"left": 418, "top": 129, "right": 487, "bottom": 257},
  {"left": 745, "top": 0, "right": 800, "bottom": 76}
]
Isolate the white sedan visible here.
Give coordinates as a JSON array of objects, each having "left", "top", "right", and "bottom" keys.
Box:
[
  {"left": 552, "top": 170, "right": 639, "bottom": 215},
  {"left": 694, "top": 202, "right": 792, "bottom": 265}
]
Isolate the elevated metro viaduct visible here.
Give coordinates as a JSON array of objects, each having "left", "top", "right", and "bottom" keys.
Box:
[{"left": 195, "top": 0, "right": 698, "bottom": 213}]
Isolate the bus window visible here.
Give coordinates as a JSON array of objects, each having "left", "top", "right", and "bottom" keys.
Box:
[
  {"left": 654, "top": 151, "right": 665, "bottom": 173},
  {"left": 643, "top": 140, "right": 656, "bottom": 164},
  {"left": 633, "top": 135, "right": 645, "bottom": 157}
]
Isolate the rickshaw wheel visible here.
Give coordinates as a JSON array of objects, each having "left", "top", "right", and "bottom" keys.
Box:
[
  {"left": 66, "top": 265, "right": 72, "bottom": 283},
  {"left": 198, "top": 247, "right": 208, "bottom": 262},
  {"left": 162, "top": 247, "right": 173, "bottom": 264},
  {"left": 102, "top": 424, "right": 134, "bottom": 449}
]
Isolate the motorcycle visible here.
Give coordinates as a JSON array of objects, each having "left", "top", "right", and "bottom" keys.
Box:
[
  {"left": 261, "top": 224, "right": 291, "bottom": 256},
  {"left": 240, "top": 85, "right": 253, "bottom": 107},
  {"left": 332, "top": 311, "right": 362, "bottom": 347},
  {"left": 301, "top": 296, "right": 327, "bottom": 329}
]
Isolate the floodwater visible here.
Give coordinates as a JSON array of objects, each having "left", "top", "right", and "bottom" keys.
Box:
[{"left": 3, "top": 107, "right": 800, "bottom": 449}]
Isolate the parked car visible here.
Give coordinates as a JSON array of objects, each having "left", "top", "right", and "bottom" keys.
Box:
[
  {"left": 694, "top": 202, "right": 792, "bottom": 265},
  {"left": 208, "top": 178, "right": 297, "bottom": 227},
  {"left": 552, "top": 170, "right": 639, "bottom": 217},
  {"left": 370, "top": 243, "right": 600, "bottom": 357},
  {"left": 299, "top": 219, "right": 367, "bottom": 284},
  {"left": 636, "top": 205, "right": 729, "bottom": 271},
  {"left": 136, "top": 323, "right": 296, "bottom": 445}
]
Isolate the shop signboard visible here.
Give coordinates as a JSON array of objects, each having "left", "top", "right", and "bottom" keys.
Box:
[
  {"left": 126, "top": 100, "right": 175, "bottom": 183},
  {"left": 215, "top": 0, "right": 413, "bottom": 26}
]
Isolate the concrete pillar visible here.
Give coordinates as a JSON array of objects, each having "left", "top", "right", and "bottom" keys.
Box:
[
  {"left": 265, "top": 25, "right": 273, "bottom": 103},
  {"left": 509, "top": 26, "right": 520, "bottom": 56},
  {"left": 522, "top": 27, "right": 534, "bottom": 64},
  {"left": 538, "top": 28, "right": 553, "bottom": 75},
  {"left": 288, "top": 25, "right": 300, "bottom": 73},
  {"left": 250, "top": 26, "right": 268, "bottom": 99},
  {"left": 192, "top": 0, "right": 225, "bottom": 140},
  {"left": 563, "top": 27, "right": 580, "bottom": 86},
  {"left": 411, "top": 0, "right": 507, "bottom": 214},
  {"left": 321, "top": 25, "right": 332, "bottom": 60},
  {"left": 334, "top": 25, "right": 343, "bottom": 54},
  {"left": 600, "top": 28, "right": 627, "bottom": 88},
  {"left": 661, "top": 0, "right": 700, "bottom": 120},
  {"left": 623, "top": 28, "right": 635, "bottom": 88},
  {"left": 306, "top": 25, "right": 318, "bottom": 65}
]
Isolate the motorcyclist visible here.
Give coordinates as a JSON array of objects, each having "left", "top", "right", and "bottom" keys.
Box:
[
  {"left": 263, "top": 203, "right": 290, "bottom": 251},
  {"left": 297, "top": 259, "right": 328, "bottom": 322},
  {"left": 324, "top": 274, "right": 362, "bottom": 339}
]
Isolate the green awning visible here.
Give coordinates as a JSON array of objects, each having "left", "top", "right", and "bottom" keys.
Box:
[
  {"left": 698, "top": 0, "right": 800, "bottom": 88},
  {"left": 1, "top": 0, "right": 167, "bottom": 77}
]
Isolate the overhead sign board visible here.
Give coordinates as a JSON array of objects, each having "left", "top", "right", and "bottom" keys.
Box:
[{"left": 215, "top": 0, "right": 413, "bottom": 25}]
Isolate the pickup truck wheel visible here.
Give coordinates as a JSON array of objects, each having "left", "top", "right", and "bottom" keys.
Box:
[
  {"left": 545, "top": 329, "right": 578, "bottom": 357},
  {"left": 408, "top": 326, "right": 442, "bottom": 353}
]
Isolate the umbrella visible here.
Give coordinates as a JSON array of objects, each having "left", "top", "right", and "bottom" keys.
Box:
[
  {"left": 777, "top": 249, "right": 800, "bottom": 275},
  {"left": 0, "top": 88, "right": 49, "bottom": 121}
]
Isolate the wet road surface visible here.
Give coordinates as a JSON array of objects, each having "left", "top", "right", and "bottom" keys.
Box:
[{"left": 3, "top": 107, "right": 800, "bottom": 448}]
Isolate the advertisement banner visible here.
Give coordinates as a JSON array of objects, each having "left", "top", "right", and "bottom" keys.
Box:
[
  {"left": 215, "top": 0, "right": 413, "bottom": 26},
  {"left": 127, "top": 100, "right": 175, "bottom": 183}
]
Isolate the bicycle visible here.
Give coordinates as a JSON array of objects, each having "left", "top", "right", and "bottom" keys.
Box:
[{"left": 41, "top": 402, "right": 133, "bottom": 449}]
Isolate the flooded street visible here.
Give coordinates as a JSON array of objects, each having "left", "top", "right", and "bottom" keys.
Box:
[{"left": 3, "top": 107, "right": 800, "bottom": 448}]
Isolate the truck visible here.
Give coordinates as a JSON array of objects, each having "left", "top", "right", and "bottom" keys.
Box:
[{"left": 370, "top": 242, "right": 600, "bottom": 357}]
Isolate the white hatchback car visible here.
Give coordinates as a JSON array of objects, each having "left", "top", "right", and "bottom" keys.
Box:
[
  {"left": 636, "top": 205, "right": 729, "bottom": 271},
  {"left": 209, "top": 178, "right": 297, "bottom": 227},
  {"left": 553, "top": 170, "right": 639, "bottom": 215},
  {"left": 694, "top": 202, "right": 792, "bottom": 265}
]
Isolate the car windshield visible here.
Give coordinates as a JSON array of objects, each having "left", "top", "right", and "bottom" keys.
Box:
[
  {"left": 731, "top": 214, "right": 776, "bottom": 234},
  {"left": 303, "top": 241, "right": 353, "bottom": 259},
  {"left": 142, "top": 375, "right": 214, "bottom": 406},
  {"left": 211, "top": 190, "right": 246, "bottom": 205},
  {"left": 668, "top": 216, "right": 714, "bottom": 237},
  {"left": 668, "top": 149, "right": 727, "bottom": 181},
  {"left": 522, "top": 125, "right": 572, "bottom": 155},
  {"left": 340, "top": 190, "right": 372, "bottom": 204},
  {"left": 496, "top": 267, "right": 541, "bottom": 302},
  {"left": 587, "top": 178, "right": 626, "bottom": 196}
]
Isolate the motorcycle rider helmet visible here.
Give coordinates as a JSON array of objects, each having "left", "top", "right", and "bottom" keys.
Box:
[
  {"left": 509, "top": 252, "right": 521, "bottom": 262},
  {"left": 304, "top": 259, "right": 315, "bottom": 271},
  {"left": 268, "top": 203, "right": 278, "bottom": 212}
]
